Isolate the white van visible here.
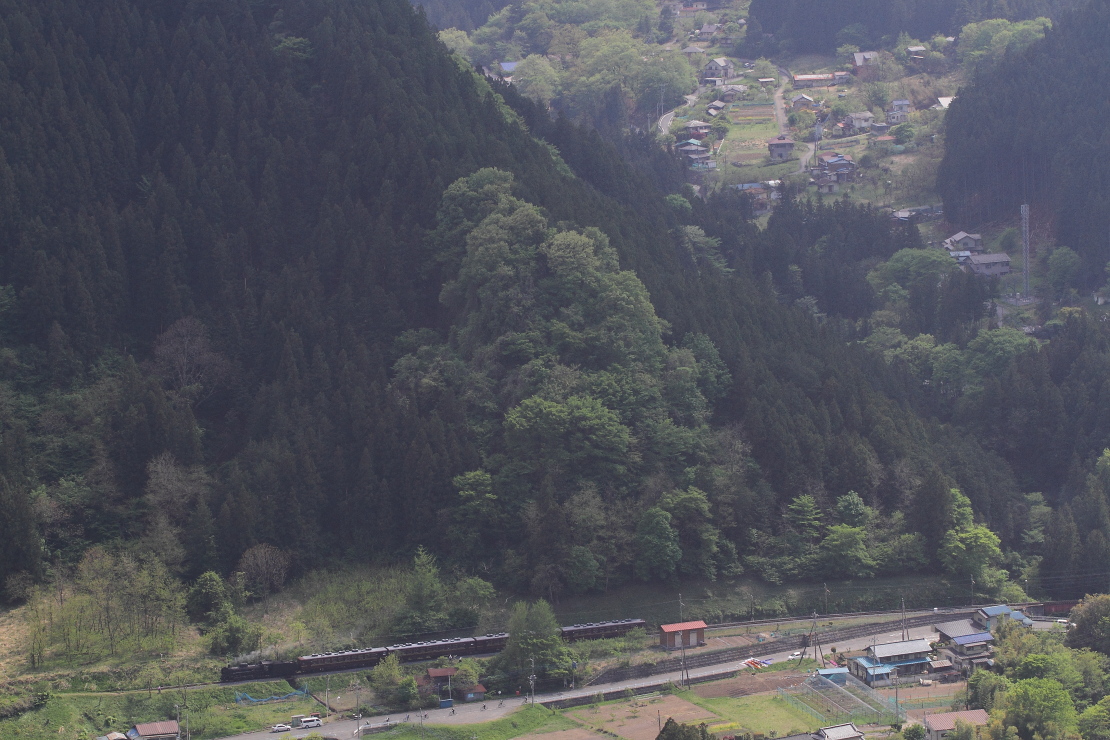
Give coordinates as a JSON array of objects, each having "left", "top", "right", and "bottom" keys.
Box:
[{"left": 300, "top": 717, "right": 322, "bottom": 728}]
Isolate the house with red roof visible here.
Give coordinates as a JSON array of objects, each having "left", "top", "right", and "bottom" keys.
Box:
[{"left": 659, "top": 620, "right": 707, "bottom": 649}]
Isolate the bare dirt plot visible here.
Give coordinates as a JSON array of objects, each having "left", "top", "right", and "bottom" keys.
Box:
[
  {"left": 519, "top": 728, "right": 607, "bottom": 740},
  {"left": 705, "top": 634, "right": 757, "bottom": 649},
  {"left": 569, "top": 695, "right": 717, "bottom": 740},
  {"left": 693, "top": 672, "right": 808, "bottom": 699}
]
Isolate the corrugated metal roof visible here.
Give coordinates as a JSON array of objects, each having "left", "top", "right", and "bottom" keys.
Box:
[
  {"left": 925, "top": 710, "right": 989, "bottom": 731},
  {"left": 871, "top": 638, "right": 931, "bottom": 659},
  {"left": 935, "top": 619, "right": 979, "bottom": 638},
  {"left": 979, "top": 605, "right": 1011, "bottom": 617},
  {"left": 820, "top": 723, "right": 863, "bottom": 740},
  {"left": 660, "top": 620, "right": 707, "bottom": 633},
  {"left": 953, "top": 632, "right": 994, "bottom": 646},
  {"left": 133, "top": 721, "right": 179, "bottom": 738}
]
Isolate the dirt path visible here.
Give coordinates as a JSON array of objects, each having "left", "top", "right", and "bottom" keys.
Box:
[{"left": 772, "top": 66, "right": 790, "bottom": 134}]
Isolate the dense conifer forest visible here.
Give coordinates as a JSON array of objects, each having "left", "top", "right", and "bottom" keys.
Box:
[
  {"left": 746, "top": 0, "right": 1082, "bottom": 53},
  {"left": 938, "top": 0, "right": 1110, "bottom": 283},
  {"left": 1, "top": 0, "right": 1110, "bottom": 614}
]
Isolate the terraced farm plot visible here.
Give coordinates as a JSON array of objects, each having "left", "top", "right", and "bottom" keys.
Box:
[{"left": 728, "top": 104, "right": 775, "bottom": 125}]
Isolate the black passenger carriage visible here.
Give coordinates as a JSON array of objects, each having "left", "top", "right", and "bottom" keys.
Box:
[
  {"left": 220, "top": 620, "right": 642, "bottom": 682},
  {"left": 297, "top": 647, "right": 388, "bottom": 674}
]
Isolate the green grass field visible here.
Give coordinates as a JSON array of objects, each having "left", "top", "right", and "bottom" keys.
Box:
[
  {"left": 684, "top": 693, "right": 817, "bottom": 735},
  {"left": 368, "top": 706, "right": 577, "bottom": 740},
  {"left": 0, "top": 681, "right": 321, "bottom": 740}
]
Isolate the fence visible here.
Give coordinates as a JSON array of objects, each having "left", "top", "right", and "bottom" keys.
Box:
[
  {"left": 779, "top": 674, "right": 903, "bottom": 725},
  {"left": 235, "top": 686, "right": 309, "bottom": 704}
]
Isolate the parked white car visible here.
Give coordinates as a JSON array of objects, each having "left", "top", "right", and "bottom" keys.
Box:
[{"left": 271, "top": 725, "right": 291, "bottom": 733}]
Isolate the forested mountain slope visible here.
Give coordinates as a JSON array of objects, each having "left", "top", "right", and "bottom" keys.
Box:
[
  {"left": 747, "top": 0, "right": 1082, "bottom": 53},
  {"left": 0, "top": 0, "right": 1068, "bottom": 602},
  {"left": 415, "top": 0, "right": 509, "bottom": 32},
  {"left": 938, "top": 0, "right": 1110, "bottom": 283}
]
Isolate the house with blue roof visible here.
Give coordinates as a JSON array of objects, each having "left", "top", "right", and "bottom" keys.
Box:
[
  {"left": 974, "top": 605, "right": 1034, "bottom": 631},
  {"left": 951, "top": 632, "right": 994, "bottom": 658},
  {"left": 849, "top": 638, "right": 932, "bottom": 686}
]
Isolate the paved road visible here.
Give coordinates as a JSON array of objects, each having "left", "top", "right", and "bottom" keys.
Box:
[
  {"left": 216, "top": 623, "right": 946, "bottom": 740},
  {"left": 658, "top": 93, "right": 699, "bottom": 134}
]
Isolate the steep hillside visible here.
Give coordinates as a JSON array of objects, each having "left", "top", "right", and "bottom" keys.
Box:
[
  {"left": 0, "top": 0, "right": 1042, "bottom": 600},
  {"left": 747, "top": 0, "right": 1082, "bottom": 53},
  {"left": 938, "top": 0, "right": 1110, "bottom": 282}
]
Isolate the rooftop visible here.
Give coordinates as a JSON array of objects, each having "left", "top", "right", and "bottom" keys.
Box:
[
  {"left": 952, "top": 632, "right": 995, "bottom": 646},
  {"left": 660, "top": 620, "right": 708, "bottom": 632},
  {"left": 427, "top": 667, "right": 458, "bottom": 678},
  {"left": 969, "top": 253, "right": 1011, "bottom": 264},
  {"left": 935, "top": 619, "right": 979, "bottom": 638},
  {"left": 925, "top": 710, "right": 990, "bottom": 732},
  {"left": 820, "top": 723, "right": 864, "bottom": 740},
  {"left": 133, "top": 721, "right": 180, "bottom": 738},
  {"left": 871, "top": 638, "right": 931, "bottom": 659}
]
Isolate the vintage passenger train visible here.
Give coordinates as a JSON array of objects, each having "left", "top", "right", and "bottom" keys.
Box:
[{"left": 220, "top": 618, "right": 646, "bottom": 682}]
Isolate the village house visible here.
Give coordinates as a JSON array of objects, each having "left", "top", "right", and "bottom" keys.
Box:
[
  {"left": 942, "top": 231, "right": 983, "bottom": 252},
  {"left": 464, "top": 684, "right": 487, "bottom": 702},
  {"left": 845, "top": 111, "right": 875, "bottom": 133},
  {"left": 681, "top": 45, "right": 705, "bottom": 60},
  {"left": 683, "top": 120, "right": 712, "bottom": 138},
  {"left": 703, "top": 57, "right": 735, "bottom": 80},
  {"left": 849, "top": 638, "right": 932, "bottom": 686},
  {"left": 767, "top": 134, "right": 794, "bottom": 161},
  {"left": 697, "top": 23, "right": 721, "bottom": 41},
  {"left": 949, "top": 632, "right": 995, "bottom": 659},
  {"left": 816, "top": 178, "right": 839, "bottom": 194},
  {"left": 659, "top": 620, "right": 707, "bottom": 649},
  {"left": 791, "top": 94, "right": 815, "bottom": 110},
  {"left": 817, "top": 151, "right": 856, "bottom": 181},
  {"left": 967, "top": 253, "right": 1012, "bottom": 277},
  {"left": 973, "top": 605, "right": 1032, "bottom": 630},
  {"left": 887, "top": 99, "right": 912, "bottom": 124},
  {"left": 852, "top": 51, "right": 879, "bottom": 70},
  {"left": 923, "top": 710, "right": 990, "bottom": 740},
  {"left": 792, "top": 72, "right": 849, "bottom": 89},
  {"left": 906, "top": 45, "right": 928, "bottom": 56},
  {"left": 720, "top": 84, "right": 747, "bottom": 101}
]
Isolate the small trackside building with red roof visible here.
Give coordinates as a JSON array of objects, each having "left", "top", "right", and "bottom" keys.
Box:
[{"left": 659, "top": 620, "right": 707, "bottom": 649}]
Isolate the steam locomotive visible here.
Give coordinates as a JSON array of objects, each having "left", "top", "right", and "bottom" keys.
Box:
[{"left": 220, "top": 618, "right": 646, "bottom": 682}]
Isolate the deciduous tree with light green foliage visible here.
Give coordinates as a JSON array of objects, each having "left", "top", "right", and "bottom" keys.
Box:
[
  {"left": 513, "top": 54, "right": 560, "bottom": 105},
  {"left": 786, "top": 494, "right": 823, "bottom": 541},
  {"left": 821, "top": 524, "right": 876, "bottom": 578},
  {"left": 635, "top": 507, "right": 682, "bottom": 581},
  {"left": 997, "top": 677, "right": 1077, "bottom": 740}
]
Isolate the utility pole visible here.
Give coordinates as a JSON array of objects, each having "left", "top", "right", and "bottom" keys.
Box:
[
  {"left": 529, "top": 657, "right": 536, "bottom": 706},
  {"left": 1021, "top": 204, "right": 1031, "bottom": 297},
  {"left": 679, "top": 593, "right": 684, "bottom": 622},
  {"left": 901, "top": 597, "right": 908, "bottom": 642},
  {"left": 325, "top": 674, "right": 330, "bottom": 720},
  {"left": 679, "top": 640, "right": 688, "bottom": 688},
  {"left": 823, "top": 583, "right": 829, "bottom": 615}
]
